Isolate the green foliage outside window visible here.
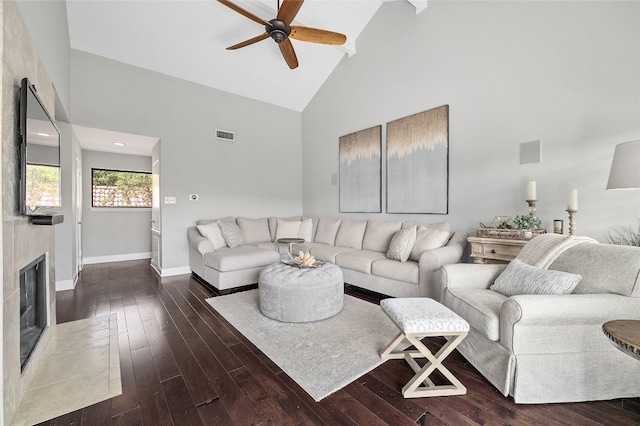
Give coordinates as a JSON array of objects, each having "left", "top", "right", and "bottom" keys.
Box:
[
  {"left": 92, "top": 169, "right": 152, "bottom": 208},
  {"left": 26, "top": 164, "right": 60, "bottom": 209}
]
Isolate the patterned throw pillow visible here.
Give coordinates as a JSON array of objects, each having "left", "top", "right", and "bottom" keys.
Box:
[
  {"left": 386, "top": 226, "right": 417, "bottom": 262},
  {"left": 218, "top": 221, "right": 245, "bottom": 248},
  {"left": 490, "top": 259, "right": 582, "bottom": 296}
]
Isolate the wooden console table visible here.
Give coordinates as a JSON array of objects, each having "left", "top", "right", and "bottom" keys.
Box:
[{"left": 468, "top": 237, "right": 527, "bottom": 264}]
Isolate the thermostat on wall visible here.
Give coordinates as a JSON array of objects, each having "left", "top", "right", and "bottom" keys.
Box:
[{"left": 216, "top": 129, "right": 235, "bottom": 141}]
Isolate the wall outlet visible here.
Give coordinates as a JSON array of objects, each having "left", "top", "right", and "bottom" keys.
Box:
[
  {"left": 189, "top": 194, "right": 199, "bottom": 201},
  {"left": 164, "top": 196, "right": 176, "bottom": 204}
]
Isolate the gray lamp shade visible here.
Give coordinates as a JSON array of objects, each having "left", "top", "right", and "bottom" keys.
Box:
[{"left": 606, "top": 140, "right": 640, "bottom": 190}]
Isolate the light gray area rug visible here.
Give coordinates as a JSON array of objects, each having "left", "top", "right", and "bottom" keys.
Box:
[{"left": 207, "top": 290, "right": 401, "bottom": 401}]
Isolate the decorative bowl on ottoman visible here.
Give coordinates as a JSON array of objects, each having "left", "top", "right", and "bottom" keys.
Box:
[{"left": 258, "top": 262, "right": 344, "bottom": 323}]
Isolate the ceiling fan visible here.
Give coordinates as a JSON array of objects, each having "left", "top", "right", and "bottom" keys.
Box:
[{"left": 219, "top": 0, "right": 347, "bottom": 69}]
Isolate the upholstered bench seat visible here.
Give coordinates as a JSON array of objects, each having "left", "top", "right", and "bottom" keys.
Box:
[{"left": 381, "top": 298, "right": 469, "bottom": 398}]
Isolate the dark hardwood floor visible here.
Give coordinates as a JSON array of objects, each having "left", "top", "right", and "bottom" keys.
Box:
[{"left": 40, "top": 259, "right": 640, "bottom": 425}]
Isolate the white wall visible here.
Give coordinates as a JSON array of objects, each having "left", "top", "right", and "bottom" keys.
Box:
[
  {"left": 302, "top": 1, "right": 640, "bottom": 241},
  {"left": 54, "top": 122, "right": 81, "bottom": 289},
  {"left": 81, "top": 150, "right": 152, "bottom": 262},
  {"left": 15, "top": 0, "right": 71, "bottom": 118},
  {"left": 70, "top": 51, "right": 303, "bottom": 270}
]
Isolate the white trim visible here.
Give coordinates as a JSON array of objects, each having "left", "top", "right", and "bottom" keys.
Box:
[
  {"left": 83, "top": 252, "right": 152, "bottom": 265},
  {"left": 56, "top": 279, "right": 76, "bottom": 292},
  {"left": 408, "top": 0, "right": 428, "bottom": 14},
  {"left": 160, "top": 266, "right": 191, "bottom": 277}
]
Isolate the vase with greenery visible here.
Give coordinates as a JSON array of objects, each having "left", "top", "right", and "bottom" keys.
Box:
[
  {"left": 514, "top": 215, "right": 541, "bottom": 231},
  {"left": 605, "top": 220, "right": 640, "bottom": 247}
]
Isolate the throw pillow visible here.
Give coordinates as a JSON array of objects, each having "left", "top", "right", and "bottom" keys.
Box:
[
  {"left": 490, "top": 259, "right": 582, "bottom": 296},
  {"left": 409, "top": 226, "right": 451, "bottom": 262},
  {"left": 387, "top": 226, "right": 417, "bottom": 262},
  {"left": 218, "top": 221, "right": 245, "bottom": 248},
  {"left": 275, "top": 219, "right": 302, "bottom": 240},
  {"left": 298, "top": 218, "right": 313, "bottom": 242},
  {"left": 196, "top": 221, "right": 227, "bottom": 249}
]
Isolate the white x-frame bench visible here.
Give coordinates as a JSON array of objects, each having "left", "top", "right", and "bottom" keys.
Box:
[{"left": 380, "top": 298, "right": 470, "bottom": 398}]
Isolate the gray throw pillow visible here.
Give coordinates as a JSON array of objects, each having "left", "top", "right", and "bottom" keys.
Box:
[
  {"left": 386, "top": 226, "right": 417, "bottom": 262},
  {"left": 218, "top": 221, "right": 245, "bottom": 248},
  {"left": 490, "top": 259, "right": 582, "bottom": 296}
]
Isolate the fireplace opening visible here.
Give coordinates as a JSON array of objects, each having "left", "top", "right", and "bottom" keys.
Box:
[{"left": 20, "top": 254, "right": 47, "bottom": 371}]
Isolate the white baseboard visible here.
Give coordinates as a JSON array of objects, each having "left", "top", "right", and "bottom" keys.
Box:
[
  {"left": 160, "top": 266, "right": 191, "bottom": 277},
  {"left": 83, "top": 252, "right": 152, "bottom": 265},
  {"left": 55, "top": 279, "right": 76, "bottom": 291}
]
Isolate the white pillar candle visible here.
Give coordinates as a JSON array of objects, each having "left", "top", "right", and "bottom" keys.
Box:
[
  {"left": 567, "top": 189, "right": 578, "bottom": 211},
  {"left": 526, "top": 181, "right": 537, "bottom": 200}
]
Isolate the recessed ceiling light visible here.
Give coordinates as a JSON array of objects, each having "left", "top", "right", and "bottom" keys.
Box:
[{"left": 113, "top": 142, "right": 126, "bottom": 146}]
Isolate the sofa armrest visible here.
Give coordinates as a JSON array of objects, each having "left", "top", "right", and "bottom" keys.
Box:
[
  {"left": 500, "top": 293, "right": 640, "bottom": 353},
  {"left": 187, "top": 226, "right": 214, "bottom": 256},
  {"left": 417, "top": 231, "right": 468, "bottom": 299},
  {"left": 502, "top": 293, "right": 640, "bottom": 326},
  {"left": 441, "top": 263, "right": 506, "bottom": 289},
  {"left": 418, "top": 231, "right": 468, "bottom": 270}
]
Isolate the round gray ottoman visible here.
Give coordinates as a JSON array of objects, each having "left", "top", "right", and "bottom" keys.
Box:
[{"left": 258, "top": 262, "right": 344, "bottom": 323}]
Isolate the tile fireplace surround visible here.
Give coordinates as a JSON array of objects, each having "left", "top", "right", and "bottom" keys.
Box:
[
  {"left": 1, "top": 1, "right": 61, "bottom": 423},
  {"left": 2, "top": 218, "right": 57, "bottom": 424}
]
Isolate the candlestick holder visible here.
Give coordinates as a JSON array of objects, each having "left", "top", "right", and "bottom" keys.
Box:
[
  {"left": 566, "top": 209, "right": 577, "bottom": 236},
  {"left": 526, "top": 200, "right": 537, "bottom": 217}
]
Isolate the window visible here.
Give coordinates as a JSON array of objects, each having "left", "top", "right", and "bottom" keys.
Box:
[{"left": 91, "top": 168, "right": 152, "bottom": 208}]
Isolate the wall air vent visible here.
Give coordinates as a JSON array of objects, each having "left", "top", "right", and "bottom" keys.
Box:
[{"left": 216, "top": 129, "right": 235, "bottom": 142}]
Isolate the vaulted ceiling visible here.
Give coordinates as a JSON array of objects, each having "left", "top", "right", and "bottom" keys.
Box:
[{"left": 66, "top": 0, "right": 427, "bottom": 112}]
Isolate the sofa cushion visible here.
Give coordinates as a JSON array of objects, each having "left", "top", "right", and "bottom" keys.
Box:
[
  {"left": 403, "top": 221, "right": 451, "bottom": 233},
  {"left": 444, "top": 288, "right": 507, "bottom": 342},
  {"left": 309, "top": 245, "right": 356, "bottom": 263},
  {"left": 550, "top": 243, "right": 640, "bottom": 296},
  {"left": 218, "top": 221, "right": 245, "bottom": 248},
  {"left": 315, "top": 218, "right": 342, "bottom": 245},
  {"left": 335, "top": 250, "right": 387, "bottom": 274},
  {"left": 490, "top": 259, "right": 582, "bottom": 296},
  {"left": 274, "top": 218, "right": 313, "bottom": 242},
  {"left": 409, "top": 226, "right": 451, "bottom": 262},
  {"left": 237, "top": 217, "right": 271, "bottom": 244},
  {"left": 196, "top": 221, "right": 227, "bottom": 249},
  {"left": 268, "top": 216, "right": 301, "bottom": 241},
  {"left": 335, "top": 219, "right": 368, "bottom": 249},
  {"left": 387, "top": 226, "right": 417, "bottom": 262},
  {"left": 371, "top": 259, "right": 419, "bottom": 284},
  {"left": 362, "top": 220, "right": 403, "bottom": 252},
  {"left": 204, "top": 246, "right": 280, "bottom": 272}
]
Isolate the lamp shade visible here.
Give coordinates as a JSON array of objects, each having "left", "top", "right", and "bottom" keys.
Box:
[{"left": 606, "top": 140, "right": 640, "bottom": 190}]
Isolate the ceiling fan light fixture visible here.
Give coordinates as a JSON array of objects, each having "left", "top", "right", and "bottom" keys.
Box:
[{"left": 266, "top": 19, "right": 290, "bottom": 43}]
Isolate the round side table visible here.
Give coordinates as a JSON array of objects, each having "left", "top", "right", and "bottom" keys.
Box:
[
  {"left": 602, "top": 320, "right": 640, "bottom": 361},
  {"left": 277, "top": 237, "right": 305, "bottom": 254}
]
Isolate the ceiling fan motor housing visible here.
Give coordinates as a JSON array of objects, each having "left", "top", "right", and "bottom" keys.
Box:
[{"left": 266, "top": 19, "right": 291, "bottom": 43}]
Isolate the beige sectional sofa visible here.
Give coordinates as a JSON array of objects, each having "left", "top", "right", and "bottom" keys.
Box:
[
  {"left": 439, "top": 234, "right": 640, "bottom": 403},
  {"left": 188, "top": 216, "right": 467, "bottom": 297}
]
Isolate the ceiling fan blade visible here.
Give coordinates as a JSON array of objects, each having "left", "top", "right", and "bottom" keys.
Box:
[
  {"left": 277, "top": 0, "right": 304, "bottom": 26},
  {"left": 279, "top": 38, "right": 299, "bottom": 69},
  {"left": 218, "top": 0, "right": 270, "bottom": 26},
  {"left": 226, "top": 33, "right": 269, "bottom": 50},
  {"left": 290, "top": 26, "right": 346, "bottom": 45}
]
